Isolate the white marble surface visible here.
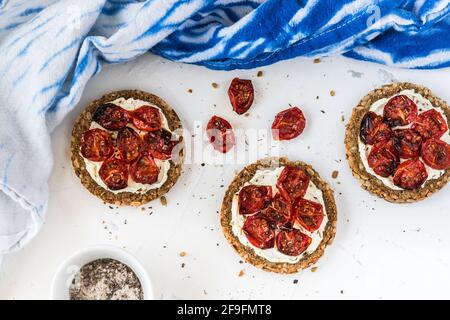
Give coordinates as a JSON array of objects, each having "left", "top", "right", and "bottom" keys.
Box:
[{"left": 0, "top": 53, "right": 449, "bottom": 299}]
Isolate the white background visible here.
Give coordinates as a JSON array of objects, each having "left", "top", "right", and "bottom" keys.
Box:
[{"left": 0, "top": 53, "right": 449, "bottom": 299}]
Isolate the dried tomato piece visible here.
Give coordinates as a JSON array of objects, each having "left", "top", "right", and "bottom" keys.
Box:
[
  {"left": 421, "top": 138, "right": 450, "bottom": 170},
  {"left": 292, "top": 198, "right": 324, "bottom": 232},
  {"left": 130, "top": 155, "right": 160, "bottom": 184},
  {"left": 411, "top": 109, "right": 448, "bottom": 139},
  {"left": 99, "top": 158, "right": 129, "bottom": 190},
  {"left": 393, "top": 159, "right": 428, "bottom": 190},
  {"left": 238, "top": 185, "right": 273, "bottom": 215},
  {"left": 276, "top": 229, "right": 311, "bottom": 256},
  {"left": 143, "top": 129, "right": 179, "bottom": 160},
  {"left": 264, "top": 194, "right": 292, "bottom": 229},
  {"left": 383, "top": 95, "right": 418, "bottom": 127},
  {"left": 392, "top": 129, "right": 423, "bottom": 159},
  {"left": 271, "top": 107, "right": 306, "bottom": 141},
  {"left": 360, "top": 111, "right": 393, "bottom": 145},
  {"left": 132, "top": 105, "right": 161, "bottom": 132},
  {"left": 80, "top": 128, "right": 114, "bottom": 162},
  {"left": 276, "top": 166, "right": 310, "bottom": 202},
  {"left": 367, "top": 140, "right": 399, "bottom": 177},
  {"left": 206, "top": 116, "right": 235, "bottom": 153},
  {"left": 93, "top": 103, "right": 131, "bottom": 130},
  {"left": 242, "top": 215, "right": 275, "bottom": 249},
  {"left": 116, "top": 127, "right": 143, "bottom": 163},
  {"left": 228, "top": 78, "right": 254, "bottom": 115}
]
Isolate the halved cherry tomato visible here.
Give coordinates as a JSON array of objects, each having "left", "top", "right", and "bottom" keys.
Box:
[
  {"left": 421, "top": 138, "right": 450, "bottom": 170},
  {"left": 132, "top": 105, "right": 161, "bottom": 132},
  {"left": 393, "top": 159, "right": 428, "bottom": 190},
  {"left": 292, "top": 198, "right": 324, "bottom": 232},
  {"left": 99, "top": 158, "right": 129, "bottom": 190},
  {"left": 238, "top": 185, "right": 273, "bottom": 215},
  {"left": 276, "top": 166, "right": 310, "bottom": 202},
  {"left": 360, "top": 111, "right": 393, "bottom": 145},
  {"left": 383, "top": 95, "right": 418, "bottom": 127},
  {"left": 130, "top": 155, "right": 160, "bottom": 184},
  {"left": 144, "top": 129, "right": 179, "bottom": 160},
  {"left": 276, "top": 229, "right": 311, "bottom": 256},
  {"left": 228, "top": 78, "right": 254, "bottom": 115},
  {"left": 206, "top": 116, "right": 235, "bottom": 153},
  {"left": 271, "top": 107, "right": 306, "bottom": 141},
  {"left": 93, "top": 103, "right": 131, "bottom": 130},
  {"left": 264, "top": 193, "right": 292, "bottom": 229},
  {"left": 411, "top": 109, "right": 448, "bottom": 139},
  {"left": 392, "top": 129, "right": 423, "bottom": 159},
  {"left": 242, "top": 215, "right": 275, "bottom": 249},
  {"left": 116, "top": 127, "right": 143, "bottom": 163},
  {"left": 367, "top": 139, "right": 399, "bottom": 177},
  {"left": 80, "top": 128, "right": 114, "bottom": 162}
]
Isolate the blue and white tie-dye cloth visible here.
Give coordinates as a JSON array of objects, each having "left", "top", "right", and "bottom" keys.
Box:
[{"left": 0, "top": 0, "right": 450, "bottom": 254}]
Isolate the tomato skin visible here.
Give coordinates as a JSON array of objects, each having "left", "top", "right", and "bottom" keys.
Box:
[
  {"left": 130, "top": 155, "right": 160, "bottom": 184},
  {"left": 383, "top": 95, "right": 418, "bottom": 127},
  {"left": 238, "top": 185, "right": 273, "bottom": 215},
  {"left": 367, "top": 140, "right": 399, "bottom": 177},
  {"left": 392, "top": 129, "right": 423, "bottom": 159},
  {"left": 99, "top": 158, "right": 129, "bottom": 190},
  {"left": 360, "top": 112, "right": 393, "bottom": 145},
  {"left": 116, "top": 127, "right": 143, "bottom": 163},
  {"left": 206, "top": 116, "right": 235, "bottom": 153},
  {"left": 411, "top": 109, "right": 448, "bottom": 139},
  {"left": 263, "top": 193, "right": 292, "bottom": 229},
  {"left": 276, "top": 229, "right": 311, "bottom": 256},
  {"left": 242, "top": 215, "right": 275, "bottom": 249},
  {"left": 131, "top": 106, "right": 162, "bottom": 132},
  {"left": 421, "top": 138, "right": 450, "bottom": 170},
  {"left": 271, "top": 107, "right": 306, "bottom": 141},
  {"left": 292, "top": 198, "right": 324, "bottom": 232},
  {"left": 143, "top": 129, "right": 178, "bottom": 160},
  {"left": 80, "top": 129, "right": 114, "bottom": 162},
  {"left": 276, "top": 166, "right": 310, "bottom": 202},
  {"left": 393, "top": 159, "right": 428, "bottom": 190},
  {"left": 228, "top": 78, "right": 254, "bottom": 115},
  {"left": 93, "top": 103, "right": 131, "bottom": 130}
]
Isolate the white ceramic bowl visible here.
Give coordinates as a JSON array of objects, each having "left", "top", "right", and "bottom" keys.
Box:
[{"left": 51, "top": 245, "right": 154, "bottom": 300}]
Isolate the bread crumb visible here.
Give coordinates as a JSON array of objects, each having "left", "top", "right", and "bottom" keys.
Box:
[
  {"left": 330, "top": 90, "right": 336, "bottom": 96},
  {"left": 311, "top": 267, "right": 318, "bottom": 272},
  {"left": 244, "top": 113, "right": 250, "bottom": 117},
  {"left": 238, "top": 269, "right": 245, "bottom": 277},
  {"left": 313, "top": 58, "right": 321, "bottom": 64},
  {"left": 211, "top": 83, "right": 218, "bottom": 89},
  {"left": 160, "top": 196, "right": 167, "bottom": 206},
  {"left": 332, "top": 170, "right": 339, "bottom": 179},
  {"left": 179, "top": 251, "right": 187, "bottom": 257},
  {"left": 257, "top": 70, "right": 263, "bottom": 77}
]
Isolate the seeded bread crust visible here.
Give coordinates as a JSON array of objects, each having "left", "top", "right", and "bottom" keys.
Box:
[
  {"left": 220, "top": 157, "right": 337, "bottom": 274},
  {"left": 345, "top": 82, "right": 450, "bottom": 203},
  {"left": 71, "top": 90, "right": 184, "bottom": 206}
]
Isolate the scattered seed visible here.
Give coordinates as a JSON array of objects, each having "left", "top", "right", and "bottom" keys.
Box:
[
  {"left": 313, "top": 58, "right": 321, "bottom": 64},
  {"left": 187, "top": 89, "right": 193, "bottom": 93},
  {"left": 330, "top": 90, "right": 336, "bottom": 96},
  {"left": 311, "top": 267, "right": 318, "bottom": 272},
  {"left": 238, "top": 269, "right": 245, "bottom": 277},
  {"left": 179, "top": 251, "right": 187, "bottom": 257},
  {"left": 257, "top": 70, "right": 263, "bottom": 77},
  {"left": 332, "top": 170, "right": 339, "bottom": 179},
  {"left": 211, "top": 83, "right": 218, "bottom": 89},
  {"left": 293, "top": 279, "right": 298, "bottom": 284},
  {"left": 160, "top": 196, "right": 167, "bottom": 206}
]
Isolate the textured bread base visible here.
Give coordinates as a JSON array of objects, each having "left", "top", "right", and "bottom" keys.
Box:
[
  {"left": 220, "top": 157, "right": 337, "bottom": 274},
  {"left": 71, "top": 90, "right": 184, "bottom": 206},
  {"left": 345, "top": 82, "right": 450, "bottom": 203}
]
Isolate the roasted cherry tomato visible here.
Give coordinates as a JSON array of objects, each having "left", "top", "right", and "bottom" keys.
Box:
[
  {"left": 421, "top": 138, "right": 450, "bottom": 170},
  {"left": 228, "top": 78, "right": 254, "bottom": 115},
  {"left": 132, "top": 105, "right": 161, "bottom": 132},
  {"left": 392, "top": 129, "right": 423, "bottom": 159},
  {"left": 383, "top": 95, "right": 418, "bottom": 127},
  {"left": 292, "top": 198, "right": 324, "bottom": 232},
  {"left": 93, "top": 103, "right": 131, "bottom": 130},
  {"left": 80, "top": 128, "right": 114, "bottom": 162},
  {"left": 271, "top": 107, "right": 306, "bottom": 141},
  {"left": 99, "top": 158, "right": 129, "bottom": 190},
  {"left": 130, "top": 155, "right": 160, "bottom": 184},
  {"left": 116, "top": 127, "right": 143, "bottom": 163},
  {"left": 144, "top": 129, "right": 178, "bottom": 160},
  {"left": 276, "top": 229, "right": 311, "bottom": 256},
  {"left": 411, "top": 109, "right": 448, "bottom": 139},
  {"left": 393, "top": 159, "right": 428, "bottom": 190},
  {"left": 238, "top": 185, "right": 273, "bottom": 215},
  {"left": 264, "top": 193, "right": 292, "bottom": 229},
  {"left": 206, "top": 116, "right": 235, "bottom": 153},
  {"left": 242, "top": 215, "right": 275, "bottom": 249},
  {"left": 276, "top": 166, "right": 310, "bottom": 202},
  {"left": 367, "top": 139, "right": 399, "bottom": 177},
  {"left": 360, "top": 111, "right": 393, "bottom": 145}
]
